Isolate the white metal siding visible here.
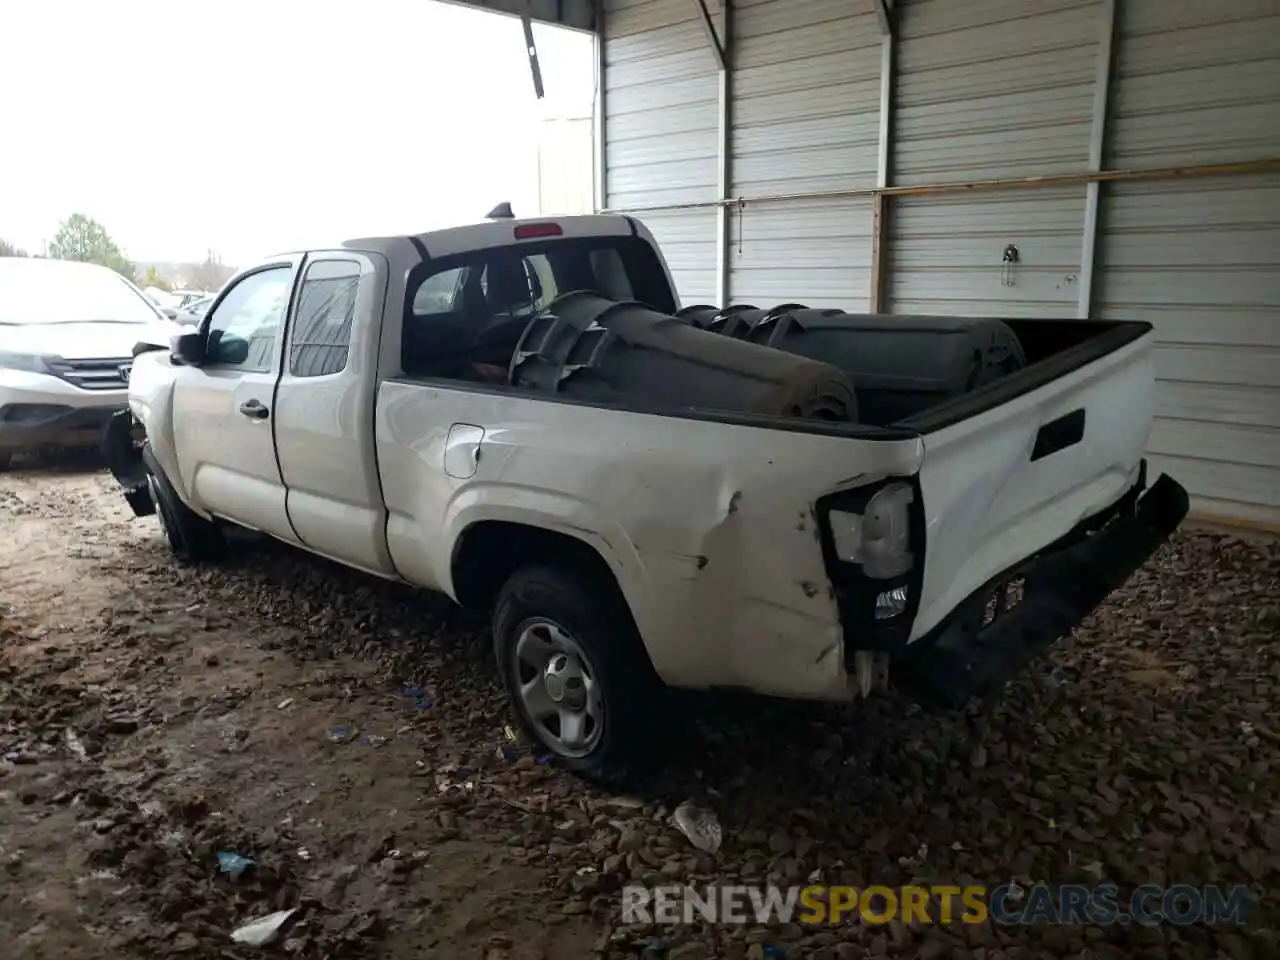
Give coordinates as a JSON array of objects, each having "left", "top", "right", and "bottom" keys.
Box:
[
  {"left": 1106, "top": 0, "right": 1279, "bottom": 168},
  {"left": 887, "top": 189, "right": 1087, "bottom": 318},
  {"left": 1097, "top": 0, "right": 1280, "bottom": 528},
  {"left": 597, "top": 0, "right": 1280, "bottom": 531},
  {"left": 893, "top": 0, "right": 1101, "bottom": 183},
  {"left": 727, "top": 0, "right": 880, "bottom": 308},
  {"left": 603, "top": 0, "right": 720, "bottom": 301},
  {"left": 634, "top": 208, "right": 719, "bottom": 305},
  {"left": 886, "top": 0, "right": 1102, "bottom": 318},
  {"left": 729, "top": 200, "right": 873, "bottom": 308}
]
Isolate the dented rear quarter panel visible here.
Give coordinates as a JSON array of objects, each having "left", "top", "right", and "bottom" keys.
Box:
[{"left": 375, "top": 382, "right": 925, "bottom": 698}]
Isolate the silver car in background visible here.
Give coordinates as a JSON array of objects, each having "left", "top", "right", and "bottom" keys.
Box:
[
  {"left": 0, "top": 258, "right": 182, "bottom": 468},
  {"left": 173, "top": 295, "right": 214, "bottom": 327}
]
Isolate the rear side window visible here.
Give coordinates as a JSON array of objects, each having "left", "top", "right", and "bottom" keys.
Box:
[{"left": 290, "top": 260, "right": 361, "bottom": 378}]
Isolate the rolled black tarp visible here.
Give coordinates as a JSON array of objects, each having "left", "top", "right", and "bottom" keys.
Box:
[
  {"left": 508, "top": 291, "right": 859, "bottom": 423},
  {"left": 705, "top": 305, "right": 1028, "bottom": 426}
]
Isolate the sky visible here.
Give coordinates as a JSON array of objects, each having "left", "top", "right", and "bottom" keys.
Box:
[{"left": 0, "top": 0, "right": 595, "bottom": 265}]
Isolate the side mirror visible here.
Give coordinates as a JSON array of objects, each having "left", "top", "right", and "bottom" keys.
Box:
[{"left": 171, "top": 331, "right": 206, "bottom": 366}]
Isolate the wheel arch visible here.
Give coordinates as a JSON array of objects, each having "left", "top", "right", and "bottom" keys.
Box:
[{"left": 451, "top": 519, "right": 630, "bottom": 618}]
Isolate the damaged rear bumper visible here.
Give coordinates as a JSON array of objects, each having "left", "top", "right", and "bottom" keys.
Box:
[
  {"left": 102, "top": 408, "right": 156, "bottom": 518},
  {"left": 892, "top": 463, "right": 1189, "bottom": 707}
]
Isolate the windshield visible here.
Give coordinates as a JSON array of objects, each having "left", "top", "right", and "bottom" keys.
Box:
[{"left": 0, "top": 259, "right": 165, "bottom": 325}]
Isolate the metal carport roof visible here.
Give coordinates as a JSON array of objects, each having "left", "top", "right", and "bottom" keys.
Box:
[{"left": 439, "top": 0, "right": 596, "bottom": 32}]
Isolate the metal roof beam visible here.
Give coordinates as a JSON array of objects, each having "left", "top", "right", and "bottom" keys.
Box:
[
  {"left": 521, "top": 3, "right": 546, "bottom": 99},
  {"left": 691, "top": 0, "right": 726, "bottom": 71},
  {"left": 435, "top": 0, "right": 595, "bottom": 33},
  {"left": 873, "top": 0, "right": 894, "bottom": 36}
]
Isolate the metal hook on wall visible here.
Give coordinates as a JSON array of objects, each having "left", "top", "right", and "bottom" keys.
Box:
[
  {"left": 1001, "top": 243, "right": 1020, "bottom": 287},
  {"left": 736, "top": 199, "right": 746, "bottom": 257}
]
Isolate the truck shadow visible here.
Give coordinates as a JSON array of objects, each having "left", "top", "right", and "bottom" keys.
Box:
[{"left": 161, "top": 526, "right": 1006, "bottom": 809}]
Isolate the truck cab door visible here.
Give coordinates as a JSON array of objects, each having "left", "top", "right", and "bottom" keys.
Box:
[
  {"left": 170, "top": 259, "right": 302, "bottom": 544},
  {"left": 270, "top": 253, "right": 397, "bottom": 577}
]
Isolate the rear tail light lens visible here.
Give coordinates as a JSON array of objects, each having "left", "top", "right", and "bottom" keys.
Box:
[{"left": 828, "top": 482, "right": 915, "bottom": 579}]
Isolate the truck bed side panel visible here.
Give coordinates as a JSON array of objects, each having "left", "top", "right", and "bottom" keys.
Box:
[{"left": 374, "top": 381, "right": 924, "bottom": 697}]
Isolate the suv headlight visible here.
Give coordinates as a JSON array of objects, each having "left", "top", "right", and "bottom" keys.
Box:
[
  {"left": 0, "top": 351, "right": 55, "bottom": 373},
  {"left": 828, "top": 481, "right": 915, "bottom": 579}
]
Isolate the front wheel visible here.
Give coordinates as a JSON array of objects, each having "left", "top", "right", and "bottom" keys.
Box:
[
  {"left": 492, "top": 565, "right": 660, "bottom": 786},
  {"left": 146, "top": 460, "right": 225, "bottom": 563}
]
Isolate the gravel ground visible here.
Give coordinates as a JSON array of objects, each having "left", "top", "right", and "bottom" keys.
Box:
[{"left": 0, "top": 458, "right": 1277, "bottom": 960}]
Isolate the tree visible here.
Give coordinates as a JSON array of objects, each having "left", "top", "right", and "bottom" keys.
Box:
[
  {"left": 48, "top": 213, "right": 135, "bottom": 279},
  {"left": 185, "top": 249, "right": 235, "bottom": 292},
  {"left": 0, "top": 238, "right": 28, "bottom": 258},
  {"left": 142, "top": 265, "right": 172, "bottom": 291}
]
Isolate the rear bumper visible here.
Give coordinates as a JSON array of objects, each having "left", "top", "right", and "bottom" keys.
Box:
[{"left": 892, "top": 463, "right": 1189, "bottom": 707}]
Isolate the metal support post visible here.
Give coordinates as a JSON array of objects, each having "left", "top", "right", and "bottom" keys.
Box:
[
  {"left": 869, "top": 0, "right": 895, "bottom": 313},
  {"left": 715, "top": 2, "right": 732, "bottom": 307},
  {"left": 1078, "top": 0, "right": 1118, "bottom": 318}
]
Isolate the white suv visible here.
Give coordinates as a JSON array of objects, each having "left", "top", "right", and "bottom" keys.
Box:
[{"left": 0, "top": 257, "right": 182, "bottom": 468}]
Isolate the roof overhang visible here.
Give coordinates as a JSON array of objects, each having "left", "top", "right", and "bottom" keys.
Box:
[{"left": 437, "top": 0, "right": 596, "bottom": 33}]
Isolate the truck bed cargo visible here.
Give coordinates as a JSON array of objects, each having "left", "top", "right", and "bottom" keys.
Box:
[
  {"left": 510, "top": 291, "right": 858, "bottom": 422},
  {"left": 675, "top": 303, "right": 1027, "bottom": 426}
]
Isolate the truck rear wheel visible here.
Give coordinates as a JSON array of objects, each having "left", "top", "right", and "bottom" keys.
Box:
[
  {"left": 146, "top": 460, "right": 225, "bottom": 562},
  {"left": 492, "top": 564, "right": 659, "bottom": 786}
]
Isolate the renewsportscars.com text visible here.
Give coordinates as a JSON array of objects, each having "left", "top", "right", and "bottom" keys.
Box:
[{"left": 621, "top": 883, "right": 1253, "bottom": 927}]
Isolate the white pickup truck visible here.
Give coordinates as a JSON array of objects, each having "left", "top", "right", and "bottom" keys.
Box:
[{"left": 104, "top": 213, "right": 1188, "bottom": 784}]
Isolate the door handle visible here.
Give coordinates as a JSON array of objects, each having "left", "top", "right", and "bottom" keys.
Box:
[{"left": 239, "top": 399, "right": 269, "bottom": 420}]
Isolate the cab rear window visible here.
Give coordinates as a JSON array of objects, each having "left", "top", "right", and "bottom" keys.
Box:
[
  {"left": 407, "top": 236, "right": 675, "bottom": 317},
  {"left": 401, "top": 235, "right": 676, "bottom": 382}
]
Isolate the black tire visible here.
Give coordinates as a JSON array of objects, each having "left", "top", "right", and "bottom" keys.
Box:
[
  {"left": 0, "top": 452, "right": 11, "bottom": 471},
  {"left": 145, "top": 455, "right": 225, "bottom": 562},
  {"left": 492, "top": 564, "right": 660, "bottom": 786}
]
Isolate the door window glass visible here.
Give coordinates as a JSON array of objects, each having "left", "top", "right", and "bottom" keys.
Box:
[
  {"left": 205, "top": 267, "right": 292, "bottom": 371},
  {"left": 289, "top": 260, "right": 361, "bottom": 377}
]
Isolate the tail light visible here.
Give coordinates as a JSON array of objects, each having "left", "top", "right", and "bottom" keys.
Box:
[{"left": 514, "top": 222, "right": 563, "bottom": 240}]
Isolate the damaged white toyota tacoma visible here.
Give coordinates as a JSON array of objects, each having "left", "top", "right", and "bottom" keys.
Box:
[{"left": 104, "top": 213, "right": 1188, "bottom": 784}]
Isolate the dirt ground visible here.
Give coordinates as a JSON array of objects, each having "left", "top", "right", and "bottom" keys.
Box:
[{"left": 1, "top": 457, "right": 1277, "bottom": 960}]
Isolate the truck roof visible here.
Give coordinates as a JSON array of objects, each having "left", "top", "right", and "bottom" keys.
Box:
[{"left": 333, "top": 214, "right": 642, "bottom": 262}]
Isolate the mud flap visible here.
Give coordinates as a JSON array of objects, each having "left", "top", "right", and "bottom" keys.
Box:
[{"left": 102, "top": 409, "right": 155, "bottom": 518}]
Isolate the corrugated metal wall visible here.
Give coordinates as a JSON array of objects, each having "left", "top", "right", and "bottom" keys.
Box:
[
  {"left": 596, "top": 0, "right": 1280, "bottom": 528},
  {"left": 728, "top": 0, "right": 880, "bottom": 308},
  {"left": 1095, "top": 0, "right": 1280, "bottom": 529},
  {"left": 603, "top": 0, "right": 720, "bottom": 302},
  {"left": 885, "top": 0, "right": 1100, "bottom": 318}
]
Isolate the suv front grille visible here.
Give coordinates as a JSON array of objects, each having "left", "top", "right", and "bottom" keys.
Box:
[{"left": 48, "top": 357, "right": 132, "bottom": 391}]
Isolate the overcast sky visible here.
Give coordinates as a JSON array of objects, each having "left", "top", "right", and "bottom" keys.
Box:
[{"left": 0, "top": 0, "right": 594, "bottom": 265}]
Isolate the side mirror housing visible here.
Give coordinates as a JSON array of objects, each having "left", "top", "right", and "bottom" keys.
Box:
[{"left": 171, "top": 332, "right": 206, "bottom": 366}]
